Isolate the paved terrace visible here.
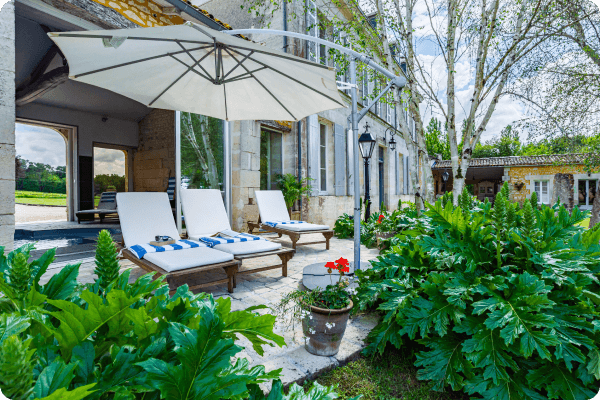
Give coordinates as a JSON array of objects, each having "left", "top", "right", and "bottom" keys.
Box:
[{"left": 37, "top": 231, "right": 381, "bottom": 389}]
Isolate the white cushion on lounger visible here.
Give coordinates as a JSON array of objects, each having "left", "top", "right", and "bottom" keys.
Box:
[
  {"left": 117, "top": 192, "right": 181, "bottom": 248},
  {"left": 212, "top": 240, "right": 281, "bottom": 255},
  {"left": 180, "top": 189, "right": 230, "bottom": 238},
  {"left": 144, "top": 246, "right": 233, "bottom": 272},
  {"left": 182, "top": 189, "right": 282, "bottom": 255},
  {"left": 255, "top": 190, "right": 291, "bottom": 223},
  {"left": 274, "top": 222, "right": 330, "bottom": 231}
]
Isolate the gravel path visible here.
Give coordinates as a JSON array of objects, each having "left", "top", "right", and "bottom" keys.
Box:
[{"left": 15, "top": 204, "right": 67, "bottom": 223}]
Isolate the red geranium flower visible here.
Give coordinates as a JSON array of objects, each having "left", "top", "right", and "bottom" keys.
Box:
[
  {"left": 335, "top": 257, "right": 349, "bottom": 267},
  {"left": 377, "top": 214, "right": 384, "bottom": 224}
]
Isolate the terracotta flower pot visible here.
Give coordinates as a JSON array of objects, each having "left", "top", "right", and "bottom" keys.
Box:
[{"left": 302, "top": 300, "right": 353, "bottom": 356}]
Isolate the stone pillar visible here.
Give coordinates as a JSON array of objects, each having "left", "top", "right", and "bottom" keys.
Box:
[
  {"left": 0, "top": 1, "right": 16, "bottom": 251},
  {"left": 231, "top": 121, "right": 260, "bottom": 231},
  {"left": 551, "top": 173, "right": 575, "bottom": 211}
]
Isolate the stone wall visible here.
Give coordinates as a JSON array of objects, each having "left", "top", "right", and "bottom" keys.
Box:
[
  {"left": 551, "top": 173, "right": 575, "bottom": 210},
  {"left": 0, "top": 1, "right": 15, "bottom": 251},
  {"left": 133, "top": 109, "right": 175, "bottom": 192},
  {"left": 507, "top": 164, "right": 587, "bottom": 205}
]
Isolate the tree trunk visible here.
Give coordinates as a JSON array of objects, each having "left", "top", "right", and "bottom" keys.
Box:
[{"left": 590, "top": 194, "right": 600, "bottom": 230}]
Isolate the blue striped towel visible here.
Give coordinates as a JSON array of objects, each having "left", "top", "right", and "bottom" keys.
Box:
[
  {"left": 129, "top": 239, "right": 205, "bottom": 259},
  {"left": 199, "top": 232, "right": 264, "bottom": 248},
  {"left": 264, "top": 220, "right": 307, "bottom": 228}
]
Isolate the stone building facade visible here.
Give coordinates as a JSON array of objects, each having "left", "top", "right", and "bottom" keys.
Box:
[
  {"left": 432, "top": 154, "right": 600, "bottom": 212},
  {"left": 1, "top": 0, "right": 416, "bottom": 250},
  {"left": 203, "top": 0, "right": 415, "bottom": 230}
]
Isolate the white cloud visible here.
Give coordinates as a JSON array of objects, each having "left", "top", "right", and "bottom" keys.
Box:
[
  {"left": 94, "top": 148, "right": 126, "bottom": 177},
  {"left": 16, "top": 124, "right": 66, "bottom": 167}
]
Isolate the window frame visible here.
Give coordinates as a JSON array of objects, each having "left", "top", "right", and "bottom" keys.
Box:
[
  {"left": 259, "top": 128, "right": 284, "bottom": 191},
  {"left": 318, "top": 122, "right": 328, "bottom": 194},
  {"left": 533, "top": 180, "right": 549, "bottom": 204}
]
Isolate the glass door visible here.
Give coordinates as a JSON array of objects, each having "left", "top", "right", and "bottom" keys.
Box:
[
  {"left": 260, "top": 129, "right": 283, "bottom": 190},
  {"left": 578, "top": 179, "right": 598, "bottom": 210}
]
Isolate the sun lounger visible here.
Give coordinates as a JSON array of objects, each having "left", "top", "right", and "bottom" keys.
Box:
[
  {"left": 250, "top": 190, "right": 334, "bottom": 250},
  {"left": 76, "top": 191, "right": 118, "bottom": 223},
  {"left": 180, "top": 189, "right": 295, "bottom": 284},
  {"left": 116, "top": 192, "right": 240, "bottom": 293}
]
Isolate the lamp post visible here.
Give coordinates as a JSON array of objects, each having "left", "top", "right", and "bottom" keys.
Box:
[{"left": 358, "top": 123, "right": 376, "bottom": 221}]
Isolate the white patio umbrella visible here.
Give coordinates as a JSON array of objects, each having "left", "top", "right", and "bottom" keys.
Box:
[{"left": 48, "top": 22, "right": 346, "bottom": 121}]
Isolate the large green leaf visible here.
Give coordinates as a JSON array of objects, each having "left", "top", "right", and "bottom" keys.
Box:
[
  {"left": 0, "top": 314, "right": 30, "bottom": 343},
  {"left": 527, "top": 364, "right": 596, "bottom": 400},
  {"left": 31, "top": 248, "right": 57, "bottom": 287},
  {"left": 247, "top": 380, "right": 346, "bottom": 400},
  {"left": 39, "top": 262, "right": 80, "bottom": 301},
  {"left": 415, "top": 336, "right": 473, "bottom": 391},
  {"left": 217, "top": 297, "right": 285, "bottom": 356},
  {"left": 34, "top": 384, "right": 96, "bottom": 400},
  {"left": 138, "top": 305, "right": 273, "bottom": 400},
  {"left": 49, "top": 289, "right": 140, "bottom": 358},
  {"left": 32, "top": 358, "right": 78, "bottom": 399}
]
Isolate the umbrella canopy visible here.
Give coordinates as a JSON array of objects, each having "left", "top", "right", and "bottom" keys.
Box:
[{"left": 48, "top": 22, "right": 346, "bottom": 121}]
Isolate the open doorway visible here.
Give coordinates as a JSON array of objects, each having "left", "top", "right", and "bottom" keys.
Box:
[{"left": 14, "top": 121, "right": 76, "bottom": 223}]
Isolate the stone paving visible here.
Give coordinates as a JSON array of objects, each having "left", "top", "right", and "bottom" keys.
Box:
[
  {"left": 37, "top": 231, "right": 381, "bottom": 389},
  {"left": 15, "top": 204, "right": 68, "bottom": 223}
]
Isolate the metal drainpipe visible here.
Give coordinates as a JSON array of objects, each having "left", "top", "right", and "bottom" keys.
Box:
[{"left": 283, "top": 0, "right": 288, "bottom": 53}]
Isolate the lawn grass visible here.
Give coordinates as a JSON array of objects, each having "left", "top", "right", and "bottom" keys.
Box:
[
  {"left": 15, "top": 191, "right": 101, "bottom": 207},
  {"left": 305, "top": 347, "right": 468, "bottom": 400},
  {"left": 578, "top": 218, "right": 591, "bottom": 229}
]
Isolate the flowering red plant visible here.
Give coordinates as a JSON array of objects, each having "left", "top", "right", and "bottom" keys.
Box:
[
  {"left": 325, "top": 257, "right": 350, "bottom": 275},
  {"left": 377, "top": 214, "right": 384, "bottom": 224}
]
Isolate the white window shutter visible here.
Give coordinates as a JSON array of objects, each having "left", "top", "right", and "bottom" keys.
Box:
[
  {"left": 308, "top": 115, "right": 320, "bottom": 195},
  {"left": 334, "top": 123, "right": 346, "bottom": 196},
  {"left": 395, "top": 154, "right": 401, "bottom": 195},
  {"left": 404, "top": 155, "right": 409, "bottom": 194}
]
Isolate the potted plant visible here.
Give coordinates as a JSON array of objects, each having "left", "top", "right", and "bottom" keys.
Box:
[
  {"left": 275, "top": 257, "right": 354, "bottom": 356},
  {"left": 275, "top": 174, "right": 313, "bottom": 218}
]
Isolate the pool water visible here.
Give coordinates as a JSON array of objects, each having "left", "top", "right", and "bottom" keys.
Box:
[
  {"left": 13, "top": 237, "right": 96, "bottom": 251},
  {"left": 14, "top": 228, "right": 121, "bottom": 251}
]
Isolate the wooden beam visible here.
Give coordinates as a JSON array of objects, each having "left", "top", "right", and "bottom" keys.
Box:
[{"left": 15, "top": 66, "right": 69, "bottom": 106}]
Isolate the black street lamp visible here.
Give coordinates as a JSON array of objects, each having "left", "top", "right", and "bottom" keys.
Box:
[
  {"left": 358, "top": 122, "right": 376, "bottom": 221},
  {"left": 383, "top": 127, "right": 399, "bottom": 152}
]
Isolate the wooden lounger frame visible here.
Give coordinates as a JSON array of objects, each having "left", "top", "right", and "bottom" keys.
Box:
[
  {"left": 121, "top": 249, "right": 240, "bottom": 293},
  {"left": 248, "top": 217, "right": 334, "bottom": 250},
  {"left": 232, "top": 247, "right": 295, "bottom": 288},
  {"left": 121, "top": 246, "right": 295, "bottom": 294}
]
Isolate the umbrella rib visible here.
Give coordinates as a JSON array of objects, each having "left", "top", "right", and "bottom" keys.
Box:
[
  {"left": 225, "top": 48, "right": 296, "bottom": 121},
  {"left": 169, "top": 55, "right": 213, "bottom": 82},
  {"left": 72, "top": 45, "right": 212, "bottom": 78},
  {"left": 228, "top": 48, "right": 346, "bottom": 108},
  {"left": 148, "top": 53, "right": 207, "bottom": 107},
  {"left": 221, "top": 50, "right": 255, "bottom": 80},
  {"left": 221, "top": 66, "right": 268, "bottom": 84},
  {"left": 53, "top": 33, "right": 213, "bottom": 46},
  {"left": 227, "top": 43, "right": 331, "bottom": 70},
  {"left": 174, "top": 41, "right": 215, "bottom": 82}
]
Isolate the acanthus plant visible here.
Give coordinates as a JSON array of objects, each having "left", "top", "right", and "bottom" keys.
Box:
[
  {"left": 0, "top": 231, "right": 353, "bottom": 400},
  {"left": 355, "top": 184, "right": 600, "bottom": 399}
]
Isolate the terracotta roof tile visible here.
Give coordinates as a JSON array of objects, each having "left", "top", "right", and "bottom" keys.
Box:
[{"left": 432, "top": 154, "right": 589, "bottom": 169}]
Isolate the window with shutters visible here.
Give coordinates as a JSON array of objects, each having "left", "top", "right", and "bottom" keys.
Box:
[
  {"left": 319, "top": 123, "right": 327, "bottom": 192},
  {"left": 533, "top": 180, "right": 549, "bottom": 204}
]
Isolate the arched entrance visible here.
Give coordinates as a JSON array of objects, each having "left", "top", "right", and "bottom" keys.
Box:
[{"left": 15, "top": 119, "right": 77, "bottom": 222}]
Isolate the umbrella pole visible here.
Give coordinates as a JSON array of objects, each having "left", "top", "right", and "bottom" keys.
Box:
[
  {"left": 175, "top": 110, "right": 182, "bottom": 235},
  {"left": 350, "top": 57, "right": 361, "bottom": 271}
]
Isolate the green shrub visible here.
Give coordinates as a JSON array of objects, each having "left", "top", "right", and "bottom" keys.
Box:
[
  {"left": 0, "top": 240, "right": 348, "bottom": 400},
  {"left": 355, "top": 185, "right": 600, "bottom": 399},
  {"left": 93, "top": 230, "right": 120, "bottom": 291},
  {"left": 334, "top": 213, "right": 355, "bottom": 239}
]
